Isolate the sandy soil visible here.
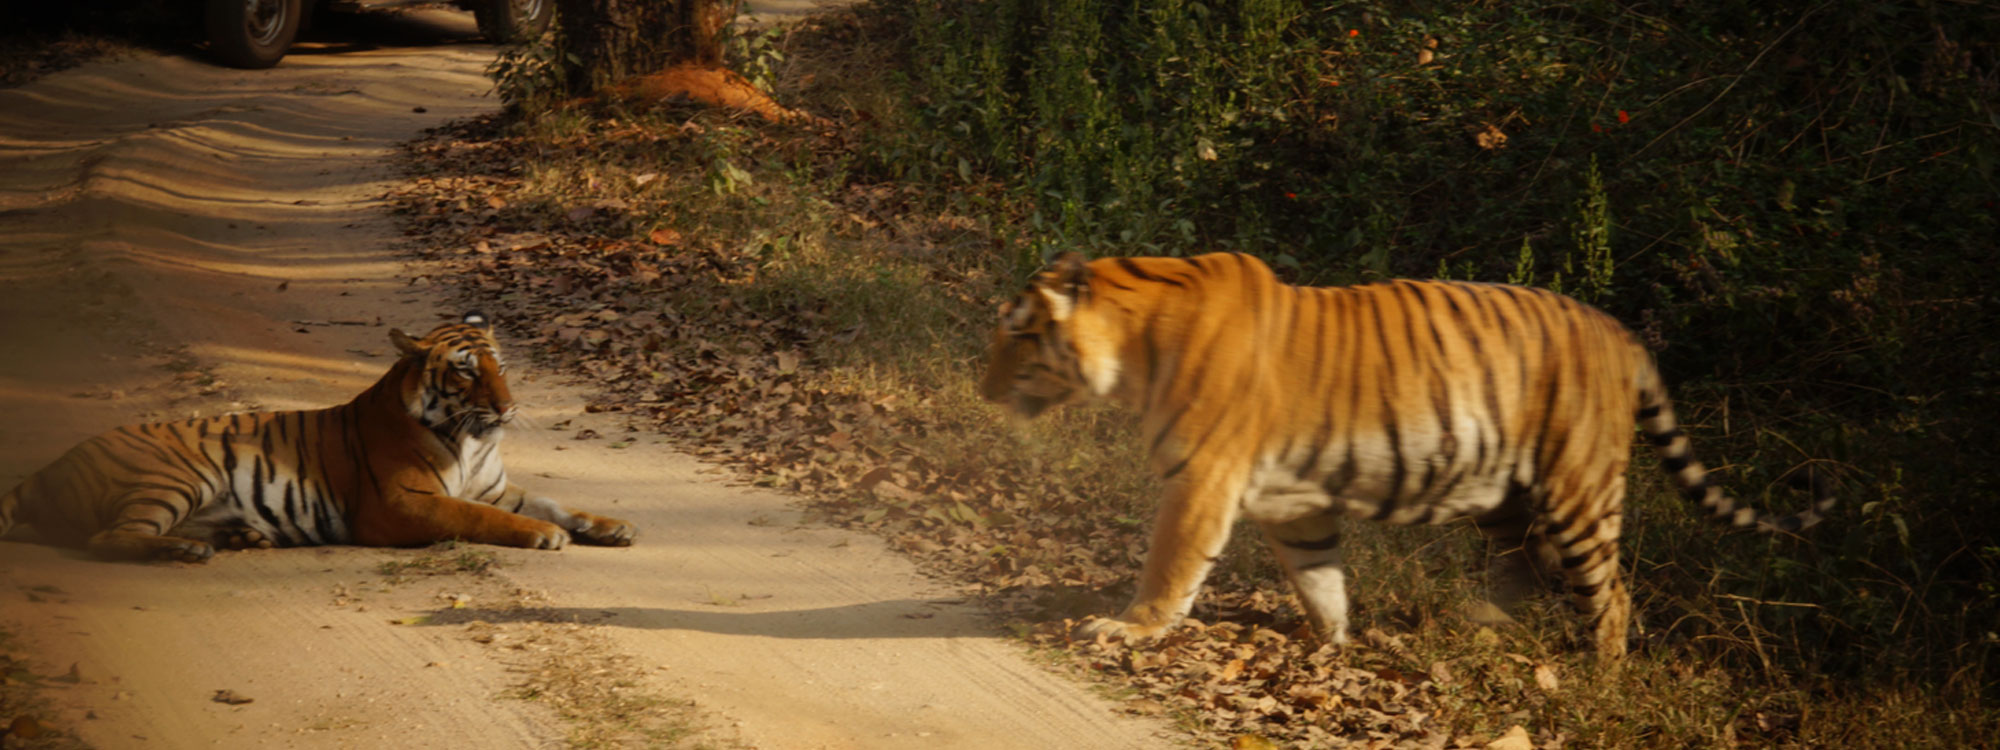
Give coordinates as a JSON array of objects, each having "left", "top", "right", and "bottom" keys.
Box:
[{"left": 0, "top": 11, "right": 1170, "bottom": 750}]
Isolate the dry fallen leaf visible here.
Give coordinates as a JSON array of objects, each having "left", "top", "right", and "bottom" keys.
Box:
[
  {"left": 9, "top": 715, "right": 44, "bottom": 739},
  {"left": 1534, "top": 663, "right": 1561, "bottom": 692},
  {"left": 1428, "top": 660, "right": 1455, "bottom": 685},
  {"left": 872, "top": 482, "right": 921, "bottom": 503},
  {"left": 1487, "top": 725, "right": 1533, "bottom": 750},
  {"left": 1218, "top": 658, "right": 1246, "bottom": 682}
]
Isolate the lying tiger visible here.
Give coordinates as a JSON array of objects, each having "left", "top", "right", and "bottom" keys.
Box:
[
  {"left": 0, "top": 312, "right": 635, "bottom": 562},
  {"left": 982, "top": 252, "right": 1833, "bottom": 658}
]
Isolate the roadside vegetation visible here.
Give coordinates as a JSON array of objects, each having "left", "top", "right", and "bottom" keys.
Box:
[{"left": 396, "top": 1, "right": 1997, "bottom": 746}]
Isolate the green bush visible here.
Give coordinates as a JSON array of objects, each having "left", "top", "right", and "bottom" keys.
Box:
[{"left": 886, "top": 0, "right": 1998, "bottom": 690}]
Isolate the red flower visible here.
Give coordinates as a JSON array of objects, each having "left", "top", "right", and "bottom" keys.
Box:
[
  {"left": 1348, "top": 29, "right": 1360, "bottom": 37},
  {"left": 1285, "top": 192, "right": 1298, "bottom": 200},
  {"left": 1591, "top": 123, "right": 1604, "bottom": 134},
  {"left": 1616, "top": 110, "right": 1630, "bottom": 124}
]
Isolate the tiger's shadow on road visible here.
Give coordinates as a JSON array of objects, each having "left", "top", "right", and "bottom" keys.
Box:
[
  {"left": 414, "top": 583, "right": 1139, "bottom": 640},
  {"left": 418, "top": 599, "right": 992, "bottom": 640}
]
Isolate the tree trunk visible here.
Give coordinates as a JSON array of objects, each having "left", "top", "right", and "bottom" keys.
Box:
[
  {"left": 552, "top": 0, "right": 734, "bottom": 95},
  {"left": 674, "top": 0, "right": 732, "bottom": 67}
]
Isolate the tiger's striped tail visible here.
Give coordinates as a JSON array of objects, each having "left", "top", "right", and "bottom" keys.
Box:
[{"left": 1637, "top": 368, "right": 1835, "bottom": 534}]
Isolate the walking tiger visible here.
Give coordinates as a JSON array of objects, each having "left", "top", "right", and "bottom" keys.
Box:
[{"left": 981, "top": 252, "right": 1832, "bottom": 657}]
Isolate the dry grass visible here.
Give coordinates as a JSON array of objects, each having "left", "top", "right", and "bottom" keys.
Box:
[
  {"left": 377, "top": 540, "right": 502, "bottom": 582},
  {"left": 430, "top": 588, "right": 737, "bottom": 749},
  {"left": 490, "top": 618, "right": 733, "bottom": 750}
]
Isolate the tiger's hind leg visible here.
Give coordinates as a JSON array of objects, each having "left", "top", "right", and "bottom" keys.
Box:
[
  {"left": 87, "top": 494, "right": 213, "bottom": 563},
  {"left": 1540, "top": 475, "right": 1632, "bottom": 660},
  {"left": 1472, "top": 484, "right": 1562, "bottom": 624},
  {"left": 1258, "top": 512, "right": 1351, "bottom": 645},
  {"left": 498, "top": 483, "right": 636, "bottom": 547}
]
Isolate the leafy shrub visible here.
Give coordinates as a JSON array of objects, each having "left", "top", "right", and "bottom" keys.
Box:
[{"left": 488, "top": 35, "right": 573, "bottom": 112}]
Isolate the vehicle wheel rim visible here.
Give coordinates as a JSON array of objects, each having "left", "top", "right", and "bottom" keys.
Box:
[{"left": 244, "top": 0, "right": 288, "bottom": 47}]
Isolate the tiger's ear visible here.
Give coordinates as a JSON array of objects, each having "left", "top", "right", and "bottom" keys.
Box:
[
  {"left": 998, "top": 297, "right": 1035, "bottom": 334},
  {"left": 389, "top": 328, "right": 426, "bottom": 357},
  {"left": 1048, "top": 252, "right": 1092, "bottom": 300},
  {"left": 461, "top": 311, "right": 493, "bottom": 331},
  {"left": 1033, "top": 252, "right": 1092, "bottom": 321}
]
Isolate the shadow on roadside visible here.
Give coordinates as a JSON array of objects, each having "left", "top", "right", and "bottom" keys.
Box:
[
  {"left": 411, "top": 578, "right": 1156, "bottom": 641},
  {"left": 290, "top": 9, "right": 486, "bottom": 57},
  {"left": 419, "top": 600, "right": 1009, "bottom": 640}
]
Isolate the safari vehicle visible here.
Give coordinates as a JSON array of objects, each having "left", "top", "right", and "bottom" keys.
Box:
[{"left": 205, "top": 0, "right": 550, "bottom": 68}]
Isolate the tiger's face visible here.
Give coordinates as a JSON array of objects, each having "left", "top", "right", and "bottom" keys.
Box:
[
  {"left": 982, "top": 253, "right": 1101, "bottom": 420},
  {"left": 391, "top": 313, "right": 516, "bottom": 439}
]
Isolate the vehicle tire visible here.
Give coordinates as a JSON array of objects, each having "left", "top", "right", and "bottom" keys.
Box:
[
  {"left": 474, "top": 0, "right": 554, "bottom": 45},
  {"left": 204, "top": 0, "right": 301, "bottom": 69}
]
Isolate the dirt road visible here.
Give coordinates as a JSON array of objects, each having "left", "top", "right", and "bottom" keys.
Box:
[{"left": 0, "top": 12, "right": 1169, "bottom": 749}]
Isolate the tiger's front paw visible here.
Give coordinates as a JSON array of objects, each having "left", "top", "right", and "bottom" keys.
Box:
[
  {"left": 151, "top": 537, "right": 215, "bottom": 564},
  {"left": 218, "top": 527, "right": 275, "bottom": 551},
  {"left": 89, "top": 530, "right": 215, "bottom": 563},
  {"left": 570, "top": 512, "right": 636, "bottom": 547},
  {"left": 519, "top": 521, "right": 570, "bottom": 550},
  {"left": 1074, "top": 615, "right": 1171, "bottom": 643}
]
